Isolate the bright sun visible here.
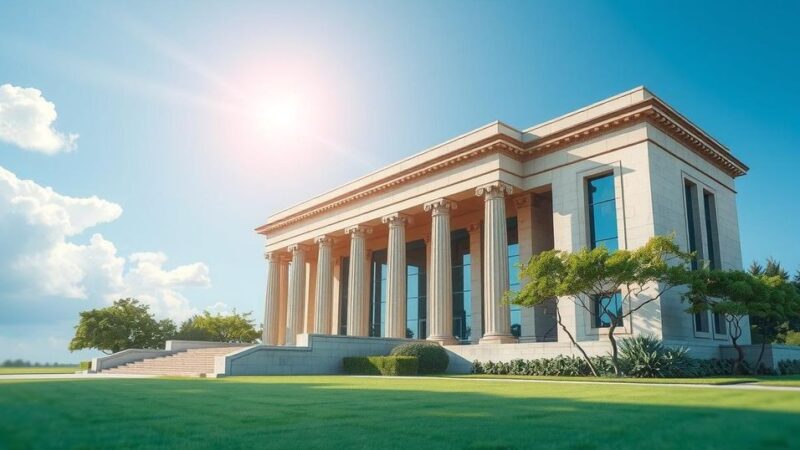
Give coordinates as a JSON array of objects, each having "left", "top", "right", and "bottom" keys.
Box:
[{"left": 255, "top": 95, "right": 301, "bottom": 135}]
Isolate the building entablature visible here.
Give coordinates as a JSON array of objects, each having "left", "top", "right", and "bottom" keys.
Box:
[{"left": 256, "top": 87, "right": 747, "bottom": 245}]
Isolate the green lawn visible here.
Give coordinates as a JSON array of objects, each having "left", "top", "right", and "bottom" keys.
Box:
[
  {"left": 0, "top": 366, "right": 79, "bottom": 375},
  {"left": 1, "top": 376, "right": 799, "bottom": 449}
]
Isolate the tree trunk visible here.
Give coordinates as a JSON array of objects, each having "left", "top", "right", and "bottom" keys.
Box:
[
  {"left": 754, "top": 341, "right": 767, "bottom": 374},
  {"left": 556, "top": 305, "right": 599, "bottom": 377},
  {"left": 729, "top": 317, "right": 746, "bottom": 375},
  {"left": 731, "top": 335, "right": 745, "bottom": 375},
  {"left": 607, "top": 324, "right": 621, "bottom": 376}
]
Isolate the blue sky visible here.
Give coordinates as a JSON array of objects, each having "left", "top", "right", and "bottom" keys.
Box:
[{"left": 1, "top": 1, "right": 798, "bottom": 362}]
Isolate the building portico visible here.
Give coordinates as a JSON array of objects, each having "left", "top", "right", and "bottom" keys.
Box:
[
  {"left": 262, "top": 177, "right": 551, "bottom": 346},
  {"left": 258, "top": 86, "right": 752, "bottom": 360}
]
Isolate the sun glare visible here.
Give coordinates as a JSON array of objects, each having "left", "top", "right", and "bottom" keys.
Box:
[{"left": 255, "top": 94, "right": 301, "bottom": 135}]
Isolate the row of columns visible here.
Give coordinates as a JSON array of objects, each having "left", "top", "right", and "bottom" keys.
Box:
[{"left": 262, "top": 181, "right": 518, "bottom": 346}]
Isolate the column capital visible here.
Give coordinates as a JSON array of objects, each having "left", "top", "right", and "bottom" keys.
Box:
[
  {"left": 264, "top": 250, "right": 282, "bottom": 261},
  {"left": 381, "top": 212, "right": 413, "bottom": 226},
  {"left": 265, "top": 250, "right": 290, "bottom": 263},
  {"left": 476, "top": 181, "right": 514, "bottom": 200},
  {"left": 313, "top": 235, "right": 335, "bottom": 246},
  {"left": 344, "top": 224, "right": 373, "bottom": 237},
  {"left": 467, "top": 222, "right": 482, "bottom": 234},
  {"left": 423, "top": 198, "right": 457, "bottom": 215},
  {"left": 287, "top": 243, "right": 311, "bottom": 254}
]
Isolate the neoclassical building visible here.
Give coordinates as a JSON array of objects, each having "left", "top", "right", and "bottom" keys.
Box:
[{"left": 257, "top": 86, "right": 751, "bottom": 362}]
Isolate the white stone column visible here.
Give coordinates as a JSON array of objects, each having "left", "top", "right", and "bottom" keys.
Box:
[
  {"left": 313, "top": 235, "right": 334, "bottom": 334},
  {"left": 467, "top": 223, "right": 483, "bottom": 344},
  {"left": 345, "top": 225, "right": 372, "bottom": 336},
  {"left": 305, "top": 259, "right": 317, "bottom": 333},
  {"left": 424, "top": 198, "right": 457, "bottom": 345},
  {"left": 262, "top": 251, "right": 281, "bottom": 345},
  {"left": 277, "top": 255, "right": 289, "bottom": 345},
  {"left": 285, "top": 244, "right": 308, "bottom": 346},
  {"left": 383, "top": 213, "right": 411, "bottom": 338},
  {"left": 477, "top": 181, "right": 517, "bottom": 344},
  {"left": 331, "top": 257, "right": 342, "bottom": 334}
]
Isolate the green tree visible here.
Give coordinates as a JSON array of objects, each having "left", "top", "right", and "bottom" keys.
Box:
[
  {"left": 175, "top": 310, "right": 260, "bottom": 343},
  {"left": 508, "top": 235, "right": 692, "bottom": 376},
  {"left": 747, "top": 259, "right": 800, "bottom": 365},
  {"left": 684, "top": 270, "right": 800, "bottom": 374},
  {"left": 748, "top": 257, "right": 790, "bottom": 281},
  {"left": 69, "top": 298, "right": 177, "bottom": 354}
]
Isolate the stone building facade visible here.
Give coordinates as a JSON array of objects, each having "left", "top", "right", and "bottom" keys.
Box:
[{"left": 257, "top": 86, "right": 751, "bottom": 364}]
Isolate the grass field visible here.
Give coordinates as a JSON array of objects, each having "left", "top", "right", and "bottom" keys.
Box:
[
  {"left": 0, "top": 367, "right": 78, "bottom": 375},
  {"left": 1, "top": 376, "right": 799, "bottom": 449}
]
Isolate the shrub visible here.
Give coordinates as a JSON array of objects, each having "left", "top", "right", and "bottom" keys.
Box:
[
  {"left": 342, "top": 356, "right": 418, "bottom": 376},
  {"left": 471, "top": 356, "right": 613, "bottom": 377},
  {"left": 618, "top": 335, "right": 692, "bottom": 378},
  {"left": 390, "top": 342, "right": 449, "bottom": 374},
  {"left": 778, "top": 359, "right": 800, "bottom": 375},
  {"left": 79, "top": 360, "right": 91, "bottom": 370}
]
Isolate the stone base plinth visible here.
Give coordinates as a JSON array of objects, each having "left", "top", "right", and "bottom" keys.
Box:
[
  {"left": 479, "top": 334, "right": 518, "bottom": 344},
  {"left": 427, "top": 336, "right": 458, "bottom": 346}
]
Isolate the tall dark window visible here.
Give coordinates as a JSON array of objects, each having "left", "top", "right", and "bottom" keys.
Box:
[
  {"left": 508, "top": 217, "right": 522, "bottom": 337},
  {"left": 685, "top": 182, "right": 700, "bottom": 270},
  {"left": 451, "top": 229, "right": 472, "bottom": 342},
  {"left": 451, "top": 229, "right": 472, "bottom": 341},
  {"left": 713, "top": 313, "right": 727, "bottom": 336},
  {"left": 338, "top": 257, "right": 350, "bottom": 335},
  {"left": 593, "top": 292, "right": 623, "bottom": 328},
  {"left": 703, "top": 191, "right": 720, "bottom": 270},
  {"left": 405, "top": 240, "right": 427, "bottom": 339},
  {"left": 587, "top": 173, "right": 618, "bottom": 250},
  {"left": 695, "top": 311, "right": 710, "bottom": 333},
  {"left": 369, "top": 250, "right": 388, "bottom": 337}
]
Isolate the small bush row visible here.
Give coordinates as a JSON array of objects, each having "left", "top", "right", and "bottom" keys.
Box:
[
  {"left": 79, "top": 361, "right": 91, "bottom": 370},
  {"left": 343, "top": 356, "right": 418, "bottom": 376},
  {"left": 470, "top": 335, "right": 785, "bottom": 378},
  {"left": 471, "top": 356, "right": 778, "bottom": 378},
  {"left": 778, "top": 359, "right": 800, "bottom": 375},
  {"left": 472, "top": 356, "right": 611, "bottom": 377}
]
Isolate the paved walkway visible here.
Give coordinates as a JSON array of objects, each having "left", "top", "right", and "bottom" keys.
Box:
[
  {"left": 0, "top": 373, "right": 155, "bottom": 380},
  {"left": 2, "top": 372, "right": 798, "bottom": 391}
]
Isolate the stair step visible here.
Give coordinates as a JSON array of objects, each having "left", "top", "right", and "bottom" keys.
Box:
[{"left": 100, "top": 345, "right": 250, "bottom": 376}]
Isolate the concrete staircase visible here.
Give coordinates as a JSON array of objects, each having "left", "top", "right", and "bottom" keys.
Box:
[{"left": 103, "top": 346, "right": 247, "bottom": 377}]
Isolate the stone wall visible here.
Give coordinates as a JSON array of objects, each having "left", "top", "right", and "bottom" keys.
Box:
[
  {"left": 214, "top": 334, "right": 418, "bottom": 376},
  {"left": 720, "top": 344, "right": 800, "bottom": 372}
]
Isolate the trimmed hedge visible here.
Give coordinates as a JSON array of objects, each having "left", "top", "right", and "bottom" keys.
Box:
[
  {"left": 390, "top": 342, "right": 449, "bottom": 374},
  {"left": 778, "top": 359, "right": 800, "bottom": 375},
  {"left": 342, "top": 356, "right": 418, "bottom": 376},
  {"left": 469, "top": 336, "right": 782, "bottom": 378},
  {"left": 79, "top": 360, "right": 91, "bottom": 370},
  {"left": 472, "top": 356, "right": 611, "bottom": 377},
  {"left": 471, "top": 356, "right": 776, "bottom": 378}
]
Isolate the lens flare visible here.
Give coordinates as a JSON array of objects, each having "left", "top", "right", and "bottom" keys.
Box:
[{"left": 255, "top": 94, "right": 301, "bottom": 135}]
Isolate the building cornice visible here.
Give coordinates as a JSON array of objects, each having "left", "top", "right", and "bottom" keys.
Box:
[{"left": 256, "top": 95, "right": 747, "bottom": 235}]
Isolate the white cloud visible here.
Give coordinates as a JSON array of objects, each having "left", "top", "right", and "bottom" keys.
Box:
[
  {"left": 0, "top": 166, "right": 211, "bottom": 323},
  {"left": 0, "top": 83, "right": 79, "bottom": 154}
]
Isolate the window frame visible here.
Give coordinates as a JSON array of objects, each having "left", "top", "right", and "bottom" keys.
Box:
[
  {"left": 591, "top": 291, "right": 624, "bottom": 329},
  {"left": 578, "top": 163, "right": 626, "bottom": 252}
]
